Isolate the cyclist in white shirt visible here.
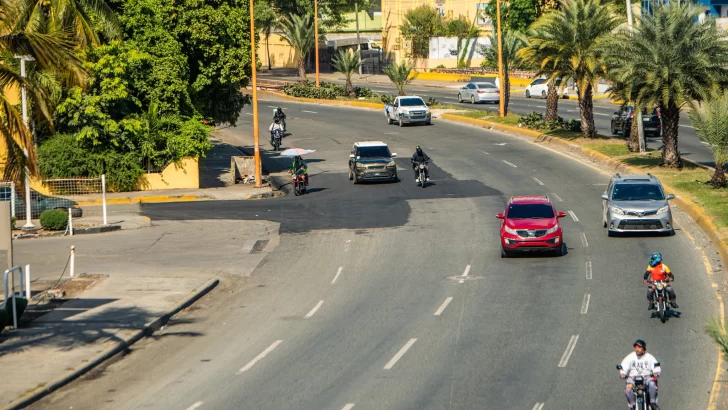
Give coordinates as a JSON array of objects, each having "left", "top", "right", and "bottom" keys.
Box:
[{"left": 619, "top": 339, "right": 661, "bottom": 410}]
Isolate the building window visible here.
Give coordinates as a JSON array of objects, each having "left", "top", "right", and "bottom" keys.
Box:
[{"left": 435, "top": 7, "right": 445, "bottom": 17}]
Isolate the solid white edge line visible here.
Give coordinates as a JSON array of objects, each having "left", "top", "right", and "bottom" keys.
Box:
[
  {"left": 581, "top": 293, "right": 591, "bottom": 314},
  {"left": 568, "top": 211, "right": 579, "bottom": 222},
  {"left": 186, "top": 401, "right": 204, "bottom": 410},
  {"left": 533, "top": 177, "right": 544, "bottom": 186},
  {"left": 434, "top": 297, "right": 454, "bottom": 316},
  {"left": 305, "top": 300, "right": 325, "bottom": 318},
  {"left": 342, "top": 404, "right": 356, "bottom": 410},
  {"left": 551, "top": 192, "right": 563, "bottom": 202},
  {"left": 502, "top": 160, "right": 518, "bottom": 168},
  {"left": 586, "top": 261, "right": 593, "bottom": 280},
  {"left": 580, "top": 232, "right": 589, "bottom": 248},
  {"left": 384, "top": 338, "right": 418, "bottom": 370},
  {"left": 557, "top": 335, "right": 579, "bottom": 367},
  {"left": 331, "top": 267, "right": 343, "bottom": 284},
  {"left": 532, "top": 403, "right": 545, "bottom": 410},
  {"left": 236, "top": 340, "right": 283, "bottom": 374}
]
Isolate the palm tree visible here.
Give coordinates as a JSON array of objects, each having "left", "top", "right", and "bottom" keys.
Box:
[
  {"left": 382, "top": 61, "right": 415, "bottom": 96},
  {"left": 331, "top": 49, "right": 361, "bottom": 98},
  {"left": 518, "top": 32, "right": 563, "bottom": 122},
  {"left": 524, "top": 0, "right": 620, "bottom": 137},
  {"left": 480, "top": 30, "right": 526, "bottom": 114},
  {"left": 688, "top": 89, "right": 728, "bottom": 188},
  {"left": 602, "top": 1, "right": 728, "bottom": 168},
  {"left": 279, "top": 13, "right": 315, "bottom": 81}
]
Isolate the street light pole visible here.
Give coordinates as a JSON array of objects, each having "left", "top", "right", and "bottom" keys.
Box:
[
  {"left": 14, "top": 55, "right": 35, "bottom": 231},
  {"left": 626, "top": 0, "right": 646, "bottom": 153},
  {"left": 496, "top": 0, "right": 505, "bottom": 118},
  {"left": 249, "top": 0, "right": 262, "bottom": 187},
  {"left": 314, "top": 0, "right": 320, "bottom": 87},
  {"left": 355, "top": 1, "right": 362, "bottom": 77}
]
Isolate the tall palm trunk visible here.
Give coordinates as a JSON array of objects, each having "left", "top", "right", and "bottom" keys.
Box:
[
  {"left": 711, "top": 161, "right": 727, "bottom": 188},
  {"left": 660, "top": 105, "right": 682, "bottom": 168},
  {"left": 345, "top": 74, "right": 355, "bottom": 98},
  {"left": 503, "top": 74, "right": 511, "bottom": 113},
  {"left": 577, "top": 84, "right": 597, "bottom": 138},
  {"left": 266, "top": 32, "right": 272, "bottom": 70},
  {"left": 297, "top": 57, "right": 306, "bottom": 81},
  {"left": 544, "top": 80, "right": 559, "bottom": 121},
  {"left": 627, "top": 111, "right": 640, "bottom": 152}
]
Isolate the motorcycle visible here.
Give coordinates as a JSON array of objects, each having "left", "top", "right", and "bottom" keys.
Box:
[
  {"left": 650, "top": 280, "right": 672, "bottom": 323},
  {"left": 415, "top": 162, "right": 428, "bottom": 188},
  {"left": 616, "top": 365, "right": 657, "bottom": 410},
  {"left": 271, "top": 129, "right": 282, "bottom": 151},
  {"left": 273, "top": 110, "right": 286, "bottom": 132},
  {"left": 293, "top": 172, "right": 306, "bottom": 196}
]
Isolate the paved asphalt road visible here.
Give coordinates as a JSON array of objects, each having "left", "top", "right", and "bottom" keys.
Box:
[
  {"left": 265, "top": 75, "right": 717, "bottom": 168},
  {"left": 32, "top": 100, "right": 720, "bottom": 410}
]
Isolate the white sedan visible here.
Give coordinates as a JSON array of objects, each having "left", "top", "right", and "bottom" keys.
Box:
[
  {"left": 457, "top": 83, "right": 500, "bottom": 104},
  {"left": 524, "top": 78, "right": 569, "bottom": 99}
]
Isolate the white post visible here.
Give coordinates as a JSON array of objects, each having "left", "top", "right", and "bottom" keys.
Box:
[
  {"left": 25, "top": 264, "right": 30, "bottom": 301},
  {"left": 101, "top": 174, "right": 107, "bottom": 226},
  {"left": 68, "top": 208, "right": 73, "bottom": 236},
  {"left": 10, "top": 182, "right": 15, "bottom": 218},
  {"left": 70, "top": 245, "right": 75, "bottom": 277}
]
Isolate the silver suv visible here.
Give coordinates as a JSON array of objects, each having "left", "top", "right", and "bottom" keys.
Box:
[{"left": 601, "top": 173, "right": 675, "bottom": 236}]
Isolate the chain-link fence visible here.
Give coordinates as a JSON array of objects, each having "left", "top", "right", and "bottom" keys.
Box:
[
  {"left": 0, "top": 182, "right": 16, "bottom": 217},
  {"left": 7, "top": 176, "right": 106, "bottom": 224}
]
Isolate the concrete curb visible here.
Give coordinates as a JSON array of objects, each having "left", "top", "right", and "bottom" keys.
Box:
[
  {"left": 77, "top": 194, "right": 213, "bottom": 206},
  {"left": 2, "top": 278, "right": 220, "bottom": 410}
]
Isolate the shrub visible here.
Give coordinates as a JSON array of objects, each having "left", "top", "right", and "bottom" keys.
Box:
[
  {"left": 519, "top": 112, "right": 544, "bottom": 128},
  {"left": 436, "top": 64, "right": 446, "bottom": 69},
  {"left": 426, "top": 98, "right": 440, "bottom": 107},
  {"left": 380, "top": 95, "right": 397, "bottom": 105},
  {"left": 283, "top": 82, "right": 338, "bottom": 99},
  {"left": 518, "top": 112, "right": 583, "bottom": 133},
  {"left": 40, "top": 209, "right": 68, "bottom": 231},
  {"left": 355, "top": 86, "right": 373, "bottom": 98},
  {"left": 565, "top": 119, "right": 581, "bottom": 132}
]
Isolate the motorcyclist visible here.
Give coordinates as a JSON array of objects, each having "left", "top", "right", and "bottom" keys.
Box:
[
  {"left": 644, "top": 252, "right": 678, "bottom": 310},
  {"left": 274, "top": 107, "right": 287, "bottom": 131},
  {"left": 619, "top": 339, "right": 661, "bottom": 410},
  {"left": 269, "top": 118, "right": 284, "bottom": 145},
  {"left": 290, "top": 155, "right": 308, "bottom": 186},
  {"left": 410, "top": 145, "right": 430, "bottom": 183}
]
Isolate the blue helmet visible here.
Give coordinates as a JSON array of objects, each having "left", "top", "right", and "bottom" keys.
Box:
[{"left": 649, "top": 252, "right": 662, "bottom": 267}]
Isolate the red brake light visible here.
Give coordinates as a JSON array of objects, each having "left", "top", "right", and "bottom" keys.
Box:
[{"left": 477, "top": 90, "right": 485, "bottom": 94}]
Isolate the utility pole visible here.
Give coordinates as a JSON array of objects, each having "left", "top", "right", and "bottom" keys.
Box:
[
  {"left": 249, "top": 0, "right": 262, "bottom": 187},
  {"left": 626, "top": 0, "right": 646, "bottom": 153},
  {"left": 14, "top": 55, "right": 35, "bottom": 231},
  {"left": 355, "top": 1, "right": 362, "bottom": 77},
  {"left": 496, "top": 0, "right": 505, "bottom": 118},
  {"left": 314, "top": 0, "right": 320, "bottom": 87}
]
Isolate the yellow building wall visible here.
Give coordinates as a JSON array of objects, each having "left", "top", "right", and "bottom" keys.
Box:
[
  {"left": 382, "top": 0, "right": 494, "bottom": 67},
  {"left": 136, "top": 157, "right": 200, "bottom": 191},
  {"left": 258, "top": 34, "right": 301, "bottom": 69},
  {"left": 4, "top": 83, "right": 20, "bottom": 105}
]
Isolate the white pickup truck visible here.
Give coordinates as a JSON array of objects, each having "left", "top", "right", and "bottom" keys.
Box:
[{"left": 384, "top": 96, "right": 431, "bottom": 127}]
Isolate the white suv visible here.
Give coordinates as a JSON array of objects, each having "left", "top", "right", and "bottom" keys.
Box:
[{"left": 524, "top": 78, "right": 569, "bottom": 99}]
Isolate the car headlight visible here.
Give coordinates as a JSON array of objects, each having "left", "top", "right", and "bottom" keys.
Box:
[
  {"left": 610, "top": 206, "right": 625, "bottom": 215},
  {"left": 387, "top": 161, "right": 396, "bottom": 167},
  {"left": 656, "top": 206, "right": 669, "bottom": 215},
  {"left": 545, "top": 224, "right": 559, "bottom": 234},
  {"left": 504, "top": 226, "right": 518, "bottom": 235}
]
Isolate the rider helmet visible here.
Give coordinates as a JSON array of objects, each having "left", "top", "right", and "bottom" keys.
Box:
[
  {"left": 649, "top": 252, "right": 662, "bottom": 267},
  {"left": 633, "top": 339, "right": 647, "bottom": 349},
  {"left": 416, "top": 145, "right": 423, "bottom": 154}
]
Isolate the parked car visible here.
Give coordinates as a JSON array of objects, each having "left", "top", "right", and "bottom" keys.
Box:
[
  {"left": 348, "top": 141, "right": 398, "bottom": 183},
  {"left": 524, "top": 78, "right": 569, "bottom": 99},
  {"left": 610, "top": 105, "right": 662, "bottom": 138},
  {"left": 0, "top": 186, "right": 83, "bottom": 219},
  {"left": 497, "top": 195, "right": 567, "bottom": 257},
  {"left": 457, "top": 82, "right": 500, "bottom": 104},
  {"left": 601, "top": 173, "right": 675, "bottom": 236},
  {"left": 384, "top": 96, "right": 431, "bottom": 126}
]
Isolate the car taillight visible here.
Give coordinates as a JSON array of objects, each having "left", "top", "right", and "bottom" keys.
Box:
[{"left": 477, "top": 90, "right": 485, "bottom": 94}]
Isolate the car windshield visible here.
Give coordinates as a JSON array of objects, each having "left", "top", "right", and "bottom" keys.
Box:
[
  {"left": 612, "top": 183, "right": 665, "bottom": 201},
  {"left": 358, "top": 146, "right": 391, "bottom": 158},
  {"left": 399, "top": 98, "right": 426, "bottom": 107},
  {"left": 507, "top": 204, "right": 555, "bottom": 219}
]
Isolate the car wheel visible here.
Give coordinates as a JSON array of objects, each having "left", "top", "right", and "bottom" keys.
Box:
[
  {"left": 470, "top": 95, "right": 475, "bottom": 104},
  {"left": 607, "top": 230, "right": 616, "bottom": 237},
  {"left": 386, "top": 115, "right": 392, "bottom": 125},
  {"left": 500, "top": 246, "right": 510, "bottom": 258},
  {"left": 353, "top": 171, "right": 359, "bottom": 184},
  {"left": 348, "top": 167, "right": 353, "bottom": 180},
  {"left": 392, "top": 171, "right": 398, "bottom": 183},
  {"left": 602, "top": 215, "right": 607, "bottom": 228},
  {"left": 398, "top": 116, "right": 404, "bottom": 127},
  {"left": 556, "top": 243, "right": 566, "bottom": 257},
  {"left": 458, "top": 93, "right": 463, "bottom": 103},
  {"left": 525, "top": 90, "right": 531, "bottom": 98},
  {"left": 541, "top": 90, "right": 547, "bottom": 99}
]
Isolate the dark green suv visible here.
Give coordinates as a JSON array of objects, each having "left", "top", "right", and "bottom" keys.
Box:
[{"left": 0, "top": 187, "right": 82, "bottom": 219}]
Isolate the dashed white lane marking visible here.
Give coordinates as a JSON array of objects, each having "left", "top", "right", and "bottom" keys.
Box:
[
  {"left": 342, "top": 404, "right": 356, "bottom": 410},
  {"left": 502, "top": 160, "right": 518, "bottom": 168},
  {"left": 186, "top": 401, "right": 204, "bottom": 410},
  {"left": 680, "top": 124, "right": 694, "bottom": 129},
  {"left": 459, "top": 265, "right": 471, "bottom": 284},
  {"left": 305, "top": 300, "right": 324, "bottom": 318},
  {"left": 236, "top": 340, "right": 283, "bottom": 374},
  {"left": 443, "top": 97, "right": 458, "bottom": 100},
  {"left": 551, "top": 192, "right": 563, "bottom": 202},
  {"left": 331, "top": 267, "right": 343, "bottom": 284},
  {"left": 479, "top": 149, "right": 490, "bottom": 155},
  {"left": 581, "top": 293, "right": 591, "bottom": 314},
  {"left": 245, "top": 113, "right": 253, "bottom": 115},
  {"left": 580, "top": 232, "right": 589, "bottom": 248},
  {"left": 532, "top": 403, "right": 545, "bottom": 410},
  {"left": 434, "top": 297, "right": 454, "bottom": 316},
  {"left": 345, "top": 240, "right": 351, "bottom": 252},
  {"left": 558, "top": 335, "right": 580, "bottom": 367},
  {"left": 302, "top": 110, "right": 318, "bottom": 114},
  {"left": 594, "top": 113, "right": 610, "bottom": 117},
  {"left": 568, "top": 211, "right": 579, "bottom": 222},
  {"left": 384, "top": 338, "right": 418, "bottom": 370},
  {"left": 586, "top": 261, "right": 593, "bottom": 280},
  {"left": 533, "top": 177, "right": 544, "bottom": 186}
]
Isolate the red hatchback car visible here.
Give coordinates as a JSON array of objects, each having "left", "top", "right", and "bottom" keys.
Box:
[{"left": 497, "top": 196, "right": 567, "bottom": 258}]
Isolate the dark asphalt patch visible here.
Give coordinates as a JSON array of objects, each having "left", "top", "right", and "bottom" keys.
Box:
[{"left": 140, "top": 161, "right": 500, "bottom": 233}]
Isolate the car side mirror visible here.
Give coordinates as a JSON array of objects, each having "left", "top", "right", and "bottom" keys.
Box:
[
  {"left": 391, "top": 153, "right": 397, "bottom": 157},
  {"left": 349, "top": 154, "right": 355, "bottom": 158},
  {"left": 601, "top": 194, "right": 609, "bottom": 200},
  {"left": 557, "top": 212, "right": 567, "bottom": 218},
  {"left": 496, "top": 213, "right": 504, "bottom": 219},
  {"left": 667, "top": 194, "right": 675, "bottom": 200}
]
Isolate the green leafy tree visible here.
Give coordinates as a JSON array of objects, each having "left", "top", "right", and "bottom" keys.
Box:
[
  {"left": 688, "top": 89, "right": 728, "bottom": 187},
  {"left": 383, "top": 61, "right": 416, "bottom": 96},
  {"left": 524, "top": 0, "right": 620, "bottom": 138},
  {"left": 400, "top": 5, "right": 445, "bottom": 59},
  {"left": 255, "top": 0, "right": 279, "bottom": 71},
  {"left": 483, "top": 0, "right": 541, "bottom": 33},
  {"left": 480, "top": 31, "right": 526, "bottom": 113},
  {"left": 279, "top": 13, "right": 316, "bottom": 81},
  {"left": 272, "top": 0, "right": 358, "bottom": 31},
  {"left": 332, "top": 49, "right": 361, "bottom": 98},
  {"left": 602, "top": 1, "right": 728, "bottom": 167}
]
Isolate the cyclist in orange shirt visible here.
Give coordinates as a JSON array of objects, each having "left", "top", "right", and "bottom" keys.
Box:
[{"left": 643, "top": 252, "right": 677, "bottom": 310}]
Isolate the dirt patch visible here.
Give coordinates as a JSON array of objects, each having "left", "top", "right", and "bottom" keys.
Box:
[
  {"left": 16, "top": 275, "right": 107, "bottom": 326},
  {"left": 55, "top": 274, "right": 106, "bottom": 299}
]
